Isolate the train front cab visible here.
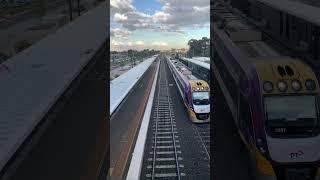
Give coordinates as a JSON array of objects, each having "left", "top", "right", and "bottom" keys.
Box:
[
  {"left": 187, "top": 80, "right": 210, "bottom": 123},
  {"left": 242, "top": 57, "right": 320, "bottom": 180}
]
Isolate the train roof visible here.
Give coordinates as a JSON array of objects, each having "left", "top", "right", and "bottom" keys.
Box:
[
  {"left": 181, "top": 57, "right": 210, "bottom": 70},
  {"left": 254, "top": 56, "right": 311, "bottom": 68},
  {"left": 236, "top": 41, "right": 280, "bottom": 60},
  {"left": 170, "top": 58, "right": 210, "bottom": 91},
  {"left": 171, "top": 59, "right": 198, "bottom": 81},
  {"left": 191, "top": 57, "right": 210, "bottom": 63},
  {"left": 256, "top": 0, "right": 320, "bottom": 26},
  {"left": 212, "top": 9, "right": 277, "bottom": 59}
]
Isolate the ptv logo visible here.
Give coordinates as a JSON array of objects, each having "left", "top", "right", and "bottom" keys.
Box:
[{"left": 290, "top": 150, "right": 304, "bottom": 158}]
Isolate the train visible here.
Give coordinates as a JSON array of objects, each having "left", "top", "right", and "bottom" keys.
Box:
[
  {"left": 212, "top": 1, "right": 320, "bottom": 180},
  {"left": 178, "top": 57, "right": 210, "bottom": 83},
  {"left": 227, "top": 0, "right": 320, "bottom": 64},
  {"left": 167, "top": 56, "right": 210, "bottom": 123}
]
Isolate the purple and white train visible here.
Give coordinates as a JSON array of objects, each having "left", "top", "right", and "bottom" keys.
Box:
[
  {"left": 167, "top": 56, "right": 210, "bottom": 123},
  {"left": 213, "top": 2, "right": 320, "bottom": 180}
]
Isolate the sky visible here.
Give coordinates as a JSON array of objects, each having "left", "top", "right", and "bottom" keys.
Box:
[{"left": 110, "top": 0, "right": 210, "bottom": 51}]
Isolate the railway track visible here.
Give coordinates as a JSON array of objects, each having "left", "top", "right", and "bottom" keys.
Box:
[
  {"left": 144, "top": 59, "right": 186, "bottom": 179},
  {"left": 193, "top": 124, "right": 210, "bottom": 161}
]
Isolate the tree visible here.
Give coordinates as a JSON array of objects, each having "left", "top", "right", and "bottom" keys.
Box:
[
  {"left": 187, "top": 39, "right": 196, "bottom": 57},
  {"left": 128, "top": 49, "right": 135, "bottom": 68},
  {"left": 201, "top": 37, "right": 210, "bottom": 57},
  {"left": 187, "top": 37, "right": 210, "bottom": 57}
]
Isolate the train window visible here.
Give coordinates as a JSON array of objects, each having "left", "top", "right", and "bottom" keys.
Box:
[
  {"left": 264, "top": 95, "right": 320, "bottom": 137},
  {"left": 192, "top": 91, "right": 210, "bottom": 105}
]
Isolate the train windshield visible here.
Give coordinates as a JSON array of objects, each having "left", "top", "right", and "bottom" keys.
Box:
[
  {"left": 264, "top": 96, "right": 320, "bottom": 136},
  {"left": 192, "top": 91, "right": 209, "bottom": 105}
]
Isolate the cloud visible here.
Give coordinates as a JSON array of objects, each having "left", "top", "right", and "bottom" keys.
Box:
[
  {"left": 191, "top": 23, "right": 210, "bottom": 29},
  {"left": 111, "top": 40, "right": 130, "bottom": 51},
  {"left": 152, "top": 41, "right": 168, "bottom": 46},
  {"left": 111, "top": 28, "right": 132, "bottom": 39},
  {"left": 193, "top": 6, "right": 210, "bottom": 13},
  {"left": 111, "top": 40, "right": 124, "bottom": 46},
  {"left": 135, "top": 41, "right": 144, "bottom": 45},
  {"left": 111, "top": 39, "right": 148, "bottom": 51},
  {"left": 110, "top": 0, "right": 134, "bottom": 12},
  {"left": 110, "top": 0, "right": 209, "bottom": 51},
  {"left": 114, "top": 13, "right": 128, "bottom": 23},
  {"left": 111, "top": 40, "right": 172, "bottom": 51},
  {"left": 154, "top": 0, "right": 210, "bottom": 27},
  {"left": 153, "top": 11, "right": 170, "bottom": 23},
  {"left": 120, "top": 11, "right": 153, "bottom": 31},
  {"left": 111, "top": 0, "right": 209, "bottom": 35}
]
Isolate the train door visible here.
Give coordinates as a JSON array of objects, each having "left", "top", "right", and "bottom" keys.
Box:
[
  {"left": 238, "top": 92, "right": 255, "bottom": 148},
  {"left": 185, "top": 87, "right": 191, "bottom": 108},
  {"left": 184, "top": 90, "right": 188, "bottom": 104}
]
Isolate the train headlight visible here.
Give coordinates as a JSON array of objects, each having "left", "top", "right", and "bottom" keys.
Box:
[
  {"left": 305, "top": 80, "right": 316, "bottom": 91},
  {"left": 259, "top": 147, "right": 267, "bottom": 154},
  {"left": 257, "top": 138, "right": 267, "bottom": 154},
  {"left": 263, "top": 81, "right": 273, "bottom": 93},
  {"left": 291, "top": 80, "right": 302, "bottom": 91},
  {"left": 277, "top": 81, "right": 288, "bottom": 92}
]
